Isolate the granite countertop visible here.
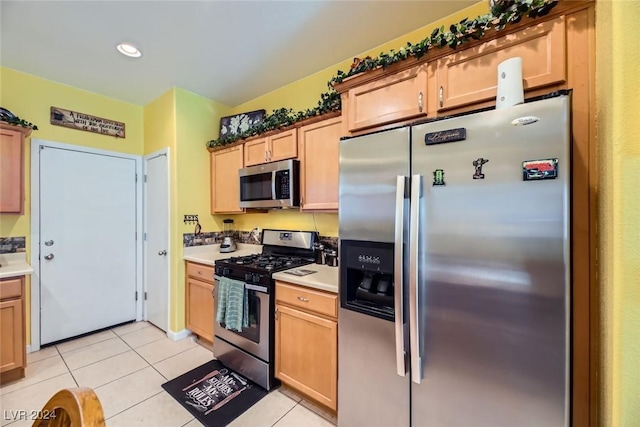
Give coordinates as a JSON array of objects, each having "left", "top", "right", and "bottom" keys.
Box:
[
  {"left": 183, "top": 243, "right": 262, "bottom": 266},
  {"left": 183, "top": 244, "right": 339, "bottom": 294},
  {"left": 272, "top": 264, "right": 339, "bottom": 294},
  {"left": 0, "top": 253, "right": 34, "bottom": 279}
]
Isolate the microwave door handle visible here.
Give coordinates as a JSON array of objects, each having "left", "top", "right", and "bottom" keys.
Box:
[{"left": 272, "top": 171, "right": 277, "bottom": 200}]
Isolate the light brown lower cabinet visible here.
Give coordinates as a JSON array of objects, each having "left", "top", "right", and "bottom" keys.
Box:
[
  {"left": 185, "top": 262, "right": 215, "bottom": 343},
  {"left": 0, "top": 276, "right": 26, "bottom": 384},
  {"left": 275, "top": 281, "right": 337, "bottom": 411}
]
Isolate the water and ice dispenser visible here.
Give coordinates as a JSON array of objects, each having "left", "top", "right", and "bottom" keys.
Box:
[{"left": 340, "top": 240, "right": 396, "bottom": 321}]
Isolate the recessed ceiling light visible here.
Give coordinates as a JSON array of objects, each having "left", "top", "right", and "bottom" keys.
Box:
[{"left": 116, "top": 43, "right": 142, "bottom": 58}]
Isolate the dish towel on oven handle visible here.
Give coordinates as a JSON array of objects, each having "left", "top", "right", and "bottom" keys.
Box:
[{"left": 216, "top": 276, "right": 249, "bottom": 332}]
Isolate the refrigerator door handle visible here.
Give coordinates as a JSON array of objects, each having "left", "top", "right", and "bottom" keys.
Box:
[
  {"left": 409, "top": 174, "right": 422, "bottom": 384},
  {"left": 394, "top": 175, "right": 407, "bottom": 377}
]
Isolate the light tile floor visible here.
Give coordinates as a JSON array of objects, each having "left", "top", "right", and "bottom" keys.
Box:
[{"left": 0, "top": 322, "right": 336, "bottom": 427}]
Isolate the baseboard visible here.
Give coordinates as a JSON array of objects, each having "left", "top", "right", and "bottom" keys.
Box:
[
  {"left": 26, "top": 344, "right": 39, "bottom": 354},
  {"left": 167, "top": 328, "right": 192, "bottom": 341}
]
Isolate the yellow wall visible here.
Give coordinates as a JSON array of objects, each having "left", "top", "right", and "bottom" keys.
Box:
[
  {"left": 173, "top": 88, "right": 232, "bottom": 331},
  {"left": 596, "top": 1, "right": 640, "bottom": 426},
  {"left": 144, "top": 87, "right": 234, "bottom": 331},
  {"left": 225, "top": 2, "right": 489, "bottom": 237},
  {"left": 0, "top": 67, "right": 144, "bottom": 344}
]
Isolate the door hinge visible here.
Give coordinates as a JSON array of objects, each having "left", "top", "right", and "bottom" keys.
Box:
[
  {"left": 144, "top": 292, "right": 148, "bottom": 301},
  {"left": 144, "top": 175, "right": 147, "bottom": 183},
  {"left": 144, "top": 232, "right": 148, "bottom": 241},
  {"left": 135, "top": 173, "right": 138, "bottom": 182},
  {"left": 135, "top": 291, "right": 138, "bottom": 301}
]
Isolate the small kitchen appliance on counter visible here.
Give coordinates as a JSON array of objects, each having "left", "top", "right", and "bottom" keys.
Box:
[{"left": 220, "top": 219, "right": 237, "bottom": 253}]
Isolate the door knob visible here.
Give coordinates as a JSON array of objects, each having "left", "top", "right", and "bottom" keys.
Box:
[
  {"left": 44, "top": 254, "right": 54, "bottom": 260},
  {"left": 158, "top": 250, "right": 167, "bottom": 256},
  {"left": 44, "top": 240, "right": 54, "bottom": 246}
]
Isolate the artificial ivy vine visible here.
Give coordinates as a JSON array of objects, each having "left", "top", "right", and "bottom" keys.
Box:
[
  {"left": 1, "top": 115, "right": 38, "bottom": 130},
  {"left": 207, "top": 0, "right": 557, "bottom": 149}
]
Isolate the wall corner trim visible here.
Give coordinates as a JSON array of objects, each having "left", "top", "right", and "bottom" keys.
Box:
[{"left": 167, "top": 328, "right": 192, "bottom": 341}]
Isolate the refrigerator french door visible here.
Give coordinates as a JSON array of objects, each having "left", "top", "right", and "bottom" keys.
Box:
[{"left": 338, "top": 94, "right": 570, "bottom": 427}]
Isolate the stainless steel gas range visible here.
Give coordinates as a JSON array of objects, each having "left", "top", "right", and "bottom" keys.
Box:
[{"left": 213, "top": 229, "right": 317, "bottom": 390}]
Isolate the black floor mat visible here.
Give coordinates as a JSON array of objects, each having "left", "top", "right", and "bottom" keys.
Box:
[{"left": 162, "top": 360, "right": 267, "bottom": 427}]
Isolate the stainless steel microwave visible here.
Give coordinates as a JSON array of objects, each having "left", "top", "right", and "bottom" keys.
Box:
[{"left": 239, "top": 159, "right": 300, "bottom": 209}]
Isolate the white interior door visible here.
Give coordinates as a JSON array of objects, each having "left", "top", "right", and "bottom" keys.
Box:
[
  {"left": 144, "top": 151, "right": 169, "bottom": 331},
  {"left": 40, "top": 146, "right": 137, "bottom": 345}
]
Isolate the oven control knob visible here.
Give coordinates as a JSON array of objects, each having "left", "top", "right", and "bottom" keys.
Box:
[
  {"left": 215, "top": 266, "right": 223, "bottom": 276},
  {"left": 252, "top": 274, "right": 261, "bottom": 284},
  {"left": 223, "top": 268, "right": 231, "bottom": 276},
  {"left": 245, "top": 273, "right": 253, "bottom": 282}
]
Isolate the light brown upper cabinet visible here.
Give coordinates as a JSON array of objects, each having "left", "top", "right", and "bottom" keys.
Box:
[
  {"left": 0, "top": 124, "right": 31, "bottom": 214},
  {"left": 244, "top": 129, "right": 298, "bottom": 167},
  {"left": 297, "top": 116, "right": 342, "bottom": 211},
  {"left": 345, "top": 64, "right": 428, "bottom": 132},
  {"left": 431, "top": 17, "right": 566, "bottom": 113},
  {"left": 210, "top": 144, "right": 244, "bottom": 214}
]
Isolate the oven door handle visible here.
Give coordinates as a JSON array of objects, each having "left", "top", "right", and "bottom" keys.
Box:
[{"left": 214, "top": 275, "right": 268, "bottom": 294}]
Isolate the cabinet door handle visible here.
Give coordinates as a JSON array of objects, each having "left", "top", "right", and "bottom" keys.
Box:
[
  {"left": 418, "top": 92, "right": 423, "bottom": 113},
  {"left": 297, "top": 296, "right": 310, "bottom": 302},
  {"left": 439, "top": 86, "right": 444, "bottom": 108},
  {"left": 268, "top": 150, "right": 272, "bottom": 161},
  {"left": 275, "top": 306, "right": 279, "bottom": 320}
]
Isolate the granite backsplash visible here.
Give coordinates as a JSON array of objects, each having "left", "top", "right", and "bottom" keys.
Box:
[
  {"left": 0, "top": 237, "right": 26, "bottom": 254},
  {"left": 183, "top": 231, "right": 337, "bottom": 250}
]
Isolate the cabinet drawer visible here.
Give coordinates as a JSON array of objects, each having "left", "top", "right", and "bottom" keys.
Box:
[
  {"left": 0, "top": 277, "right": 23, "bottom": 300},
  {"left": 434, "top": 17, "right": 566, "bottom": 111},
  {"left": 276, "top": 281, "right": 337, "bottom": 318},
  {"left": 186, "top": 262, "right": 214, "bottom": 283}
]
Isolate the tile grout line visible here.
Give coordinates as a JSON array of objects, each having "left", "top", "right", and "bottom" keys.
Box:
[
  {"left": 55, "top": 345, "right": 79, "bottom": 387},
  {"left": 179, "top": 417, "right": 198, "bottom": 427},
  {"left": 0, "top": 371, "right": 71, "bottom": 398},
  {"left": 112, "top": 324, "right": 153, "bottom": 338},
  {"left": 55, "top": 330, "right": 120, "bottom": 355},
  {"left": 144, "top": 342, "right": 203, "bottom": 366},
  {"left": 64, "top": 347, "right": 132, "bottom": 372},
  {"left": 103, "top": 390, "right": 165, "bottom": 421},
  {"left": 270, "top": 401, "right": 301, "bottom": 427},
  {"left": 80, "top": 364, "right": 151, "bottom": 391}
]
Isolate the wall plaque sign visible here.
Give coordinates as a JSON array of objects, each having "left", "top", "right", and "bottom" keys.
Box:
[{"left": 50, "top": 107, "right": 125, "bottom": 138}]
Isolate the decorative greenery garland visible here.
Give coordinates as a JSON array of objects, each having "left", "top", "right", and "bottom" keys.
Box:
[
  {"left": 207, "top": 0, "right": 557, "bottom": 149},
  {"left": 1, "top": 115, "right": 38, "bottom": 130}
]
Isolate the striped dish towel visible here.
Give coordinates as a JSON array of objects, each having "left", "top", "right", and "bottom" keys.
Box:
[{"left": 216, "top": 276, "right": 248, "bottom": 332}]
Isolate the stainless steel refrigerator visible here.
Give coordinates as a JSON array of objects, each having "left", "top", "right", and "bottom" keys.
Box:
[{"left": 338, "top": 94, "right": 570, "bottom": 427}]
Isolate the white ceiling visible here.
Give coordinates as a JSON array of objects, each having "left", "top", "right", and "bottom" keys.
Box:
[{"left": 1, "top": 1, "right": 476, "bottom": 107}]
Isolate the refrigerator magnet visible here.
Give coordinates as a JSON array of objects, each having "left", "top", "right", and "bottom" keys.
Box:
[
  {"left": 522, "top": 158, "right": 559, "bottom": 181},
  {"left": 472, "top": 158, "right": 489, "bottom": 179},
  {"left": 433, "top": 169, "right": 445, "bottom": 186}
]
